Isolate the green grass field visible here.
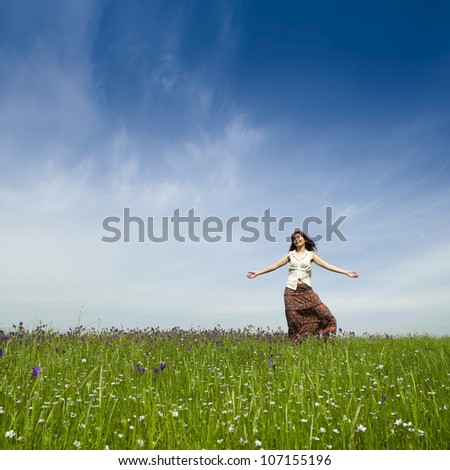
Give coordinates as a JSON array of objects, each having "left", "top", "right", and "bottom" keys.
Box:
[{"left": 1, "top": 324, "right": 449, "bottom": 450}]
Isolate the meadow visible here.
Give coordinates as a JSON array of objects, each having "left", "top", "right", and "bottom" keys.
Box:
[{"left": 0, "top": 323, "right": 449, "bottom": 450}]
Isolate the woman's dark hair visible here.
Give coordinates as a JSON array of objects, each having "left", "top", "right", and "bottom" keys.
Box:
[{"left": 289, "top": 230, "right": 317, "bottom": 252}]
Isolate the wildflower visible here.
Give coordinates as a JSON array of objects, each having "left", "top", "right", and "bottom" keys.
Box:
[
  {"left": 0, "top": 349, "right": 2, "bottom": 357},
  {"left": 378, "top": 395, "right": 387, "bottom": 405},
  {"left": 139, "top": 415, "right": 145, "bottom": 421},
  {"left": 79, "top": 423, "right": 86, "bottom": 429},
  {"left": 160, "top": 362, "right": 167, "bottom": 370},
  {"left": 319, "top": 427, "right": 326, "bottom": 433},
  {"left": 73, "top": 440, "right": 81, "bottom": 448},
  {"left": 332, "top": 429, "right": 340, "bottom": 434},
  {"left": 417, "top": 429, "right": 425, "bottom": 437},
  {"left": 0, "top": 407, "right": 4, "bottom": 414},
  {"left": 217, "top": 439, "right": 223, "bottom": 444},
  {"left": 376, "top": 364, "right": 384, "bottom": 369},
  {"left": 228, "top": 424, "right": 235, "bottom": 432},
  {"left": 255, "top": 440, "right": 262, "bottom": 447},
  {"left": 70, "top": 412, "right": 77, "bottom": 418},
  {"left": 171, "top": 411, "right": 179, "bottom": 417},
  {"left": 357, "top": 424, "right": 367, "bottom": 432},
  {"left": 81, "top": 358, "right": 87, "bottom": 363},
  {"left": 104, "top": 445, "right": 110, "bottom": 450},
  {"left": 31, "top": 365, "right": 42, "bottom": 377},
  {"left": 394, "top": 419, "right": 403, "bottom": 426},
  {"left": 5, "top": 430, "right": 15, "bottom": 438},
  {"left": 137, "top": 439, "right": 145, "bottom": 448},
  {"left": 135, "top": 364, "right": 145, "bottom": 374},
  {"left": 153, "top": 367, "right": 159, "bottom": 373}
]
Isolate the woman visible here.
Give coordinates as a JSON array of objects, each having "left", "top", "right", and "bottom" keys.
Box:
[{"left": 247, "top": 230, "right": 358, "bottom": 339}]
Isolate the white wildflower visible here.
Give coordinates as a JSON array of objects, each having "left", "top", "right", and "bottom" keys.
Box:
[
  {"left": 171, "top": 411, "right": 179, "bottom": 417},
  {"left": 5, "top": 430, "right": 15, "bottom": 439},
  {"left": 137, "top": 439, "right": 145, "bottom": 448},
  {"left": 319, "top": 427, "right": 326, "bottom": 433},
  {"left": 73, "top": 440, "right": 81, "bottom": 448},
  {"left": 357, "top": 424, "right": 367, "bottom": 432},
  {"left": 255, "top": 440, "right": 262, "bottom": 447}
]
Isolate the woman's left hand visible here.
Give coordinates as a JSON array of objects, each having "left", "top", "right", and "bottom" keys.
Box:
[{"left": 347, "top": 271, "right": 359, "bottom": 278}]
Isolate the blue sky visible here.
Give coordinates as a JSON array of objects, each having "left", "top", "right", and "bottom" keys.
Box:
[{"left": 1, "top": 0, "right": 449, "bottom": 335}]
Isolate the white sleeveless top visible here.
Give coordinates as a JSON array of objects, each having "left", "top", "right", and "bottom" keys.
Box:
[{"left": 286, "top": 250, "right": 313, "bottom": 290}]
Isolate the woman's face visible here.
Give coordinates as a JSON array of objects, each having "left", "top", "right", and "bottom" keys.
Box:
[{"left": 293, "top": 233, "right": 305, "bottom": 249}]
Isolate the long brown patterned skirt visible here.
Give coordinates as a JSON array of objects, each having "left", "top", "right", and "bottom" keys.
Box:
[{"left": 284, "top": 283, "right": 337, "bottom": 339}]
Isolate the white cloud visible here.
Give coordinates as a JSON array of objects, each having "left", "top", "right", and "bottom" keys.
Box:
[{"left": 1, "top": 2, "right": 449, "bottom": 336}]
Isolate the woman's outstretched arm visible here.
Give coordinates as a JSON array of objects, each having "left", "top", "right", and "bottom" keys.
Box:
[
  {"left": 311, "top": 253, "right": 359, "bottom": 278},
  {"left": 247, "top": 255, "right": 290, "bottom": 279}
]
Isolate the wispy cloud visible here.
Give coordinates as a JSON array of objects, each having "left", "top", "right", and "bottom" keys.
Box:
[{"left": 0, "top": 1, "right": 449, "bottom": 335}]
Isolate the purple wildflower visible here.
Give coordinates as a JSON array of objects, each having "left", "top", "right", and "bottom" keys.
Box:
[
  {"left": 160, "top": 362, "right": 167, "bottom": 371},
  {"left": 153, "top": 367, "right": 159, "bottom": 373},
  {"left": 0, "top": 349, "right": 3, "bottom": 358},
  {"left": 268, "top": 360, "right": 275, "bottom": 368},
  {"left": 135, "top": 364, "right": 145, "bottom": 374},
  {"left": 31, "top": 365, "right": 41, "bottom": 377},
  {"left": 379, "top": 395, "right": 387, "bottom": 405}
]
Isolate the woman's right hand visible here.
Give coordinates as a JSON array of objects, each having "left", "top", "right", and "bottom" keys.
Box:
[{"left": 247, "top": 271, "right": 258, "bottom": 279}]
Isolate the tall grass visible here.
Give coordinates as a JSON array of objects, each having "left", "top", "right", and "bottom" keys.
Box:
[{"left": 0, "top": 324, "right": 449, "bottom": 450}]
